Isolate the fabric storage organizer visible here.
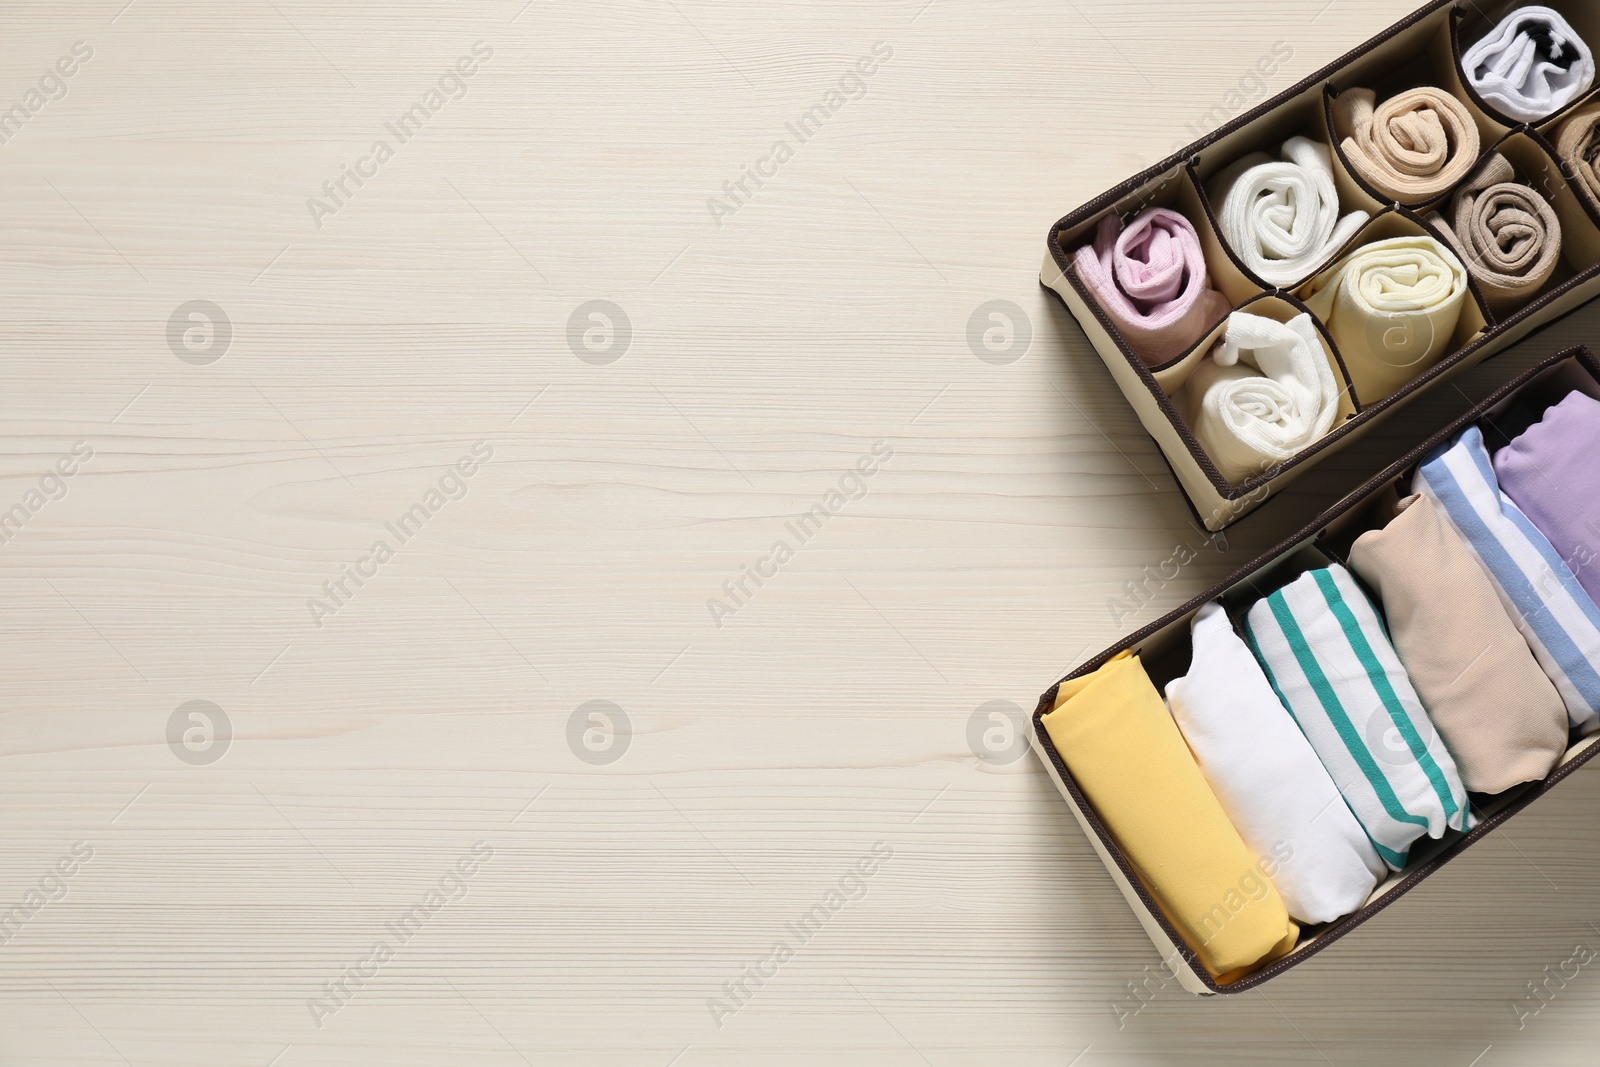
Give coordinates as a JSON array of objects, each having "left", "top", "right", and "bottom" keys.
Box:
[
  {"left": 1042, "top": 0, "right": 1600, "bottom": 530},
  {"left": 1030, "top": 345, "right": 1600, "bottom": 994}
]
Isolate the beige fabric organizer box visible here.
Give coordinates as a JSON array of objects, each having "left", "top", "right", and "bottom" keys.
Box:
[
  {"left": 1043, "top": 0, "right": 1600, "bottom": 530},
  {"left": 1031, "top": 346, "right": 1600, "bottom": 994}
]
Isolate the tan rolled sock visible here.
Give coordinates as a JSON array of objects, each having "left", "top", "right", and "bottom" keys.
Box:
[
  {"left": 1334, "top": 87, "right": 1481, "bottom": 204},
  {"left": 1554, "top": 102, "right": 1600, "bottom": 213},
  {"left": 1426, "top": 153, "right": 1561, "bottom": 314},
  {"left": 1349, "top": 493, "right": 1569, "bottom": 794}
]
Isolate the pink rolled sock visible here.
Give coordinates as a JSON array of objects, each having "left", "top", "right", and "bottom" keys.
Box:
[{"left": 1073, "top": 207, "right": 1231, "bottom": 366}]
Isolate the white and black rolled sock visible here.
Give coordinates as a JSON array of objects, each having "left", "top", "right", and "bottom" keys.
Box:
[{"left": 1463, "top": 6, "right": 1595, "bottom": 122}]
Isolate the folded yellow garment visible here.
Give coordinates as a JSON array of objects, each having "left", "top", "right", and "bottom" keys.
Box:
[{"left": 1043, "top": 651, "right": 1299, "bottom": 981}]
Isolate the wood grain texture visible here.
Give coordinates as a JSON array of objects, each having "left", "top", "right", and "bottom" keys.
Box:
[{"left": 3, "top": 0, "right": 1600, "bottom": 1063}]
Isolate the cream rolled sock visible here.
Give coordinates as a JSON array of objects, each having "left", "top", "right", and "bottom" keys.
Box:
[
  {"left": 1177, "top": 311, "right": 1340, "bottom": 484},
  {"left": 1426, "top": 153, "right": 1561, "bottom": 314},
  {"left": 1463, "top": 6, "right": 1595, "bottom": 123},
  {"left": 1167, "top": 602, "right": 1384, "bottom": 925},
  {"left": 1209, "top": 136, "right": 1372, "bottom": 287},
  {"left": 1349, "top": 494, "right": 1568, "bottom": 794},
  {"left": 1334, "top": 87, "right": 1481, "bottom": 204},
  {"left": 1298, "top": 235, "right": 1467, "bottom": 403}
]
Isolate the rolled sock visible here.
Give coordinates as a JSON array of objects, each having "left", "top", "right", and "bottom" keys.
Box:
[
  {"left": 1209, "top": 136, "right": 1372, "bottom": 287},
  {"left": 1554, "top": 102, "right": 1600, "bottom": 212},
  {"left": 1349, "top": 494, "right": 1568, "bottom": 794},
  {"left": 1166, "top": 603, "right": 1384, "bottom": 925},
  {"left": 1072, "top": 208, "right": 1231, "bottom": 367},
  {"left": 1413, "top": 425, "right": 1600, "bottom": 735},
  {"left": 1243, "top": 564, "right": 1473, "bottom": 871},
  {"left": 1463, "top": 6, "right": 1595, "bottom": 123},
  {"left": 1426, "top": 153, "right": 1561, "bottom": 313},
  {"left": 1334, "top": 87, "right": 1481, "bottom": 203},
  {"left": 1298, "top": 235, "right": 1467, "bottom": 402},
  {"left": 1176, "top": 311, "right": 1341, "bottom": 484},
  {"left": 1495, "top": 391, "right": 1600, "bottom": 607},
  {"left": 1042, "top": 652, "right": 1299, "bottom": 980}
]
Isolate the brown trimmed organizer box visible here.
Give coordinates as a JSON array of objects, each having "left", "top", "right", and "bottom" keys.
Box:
[
  {"left": 1042, "top": 0, "right": 1600, "bottom": 530},
  {"left": 1031, "top": 346, "right": 1600, "bottom": 994}
]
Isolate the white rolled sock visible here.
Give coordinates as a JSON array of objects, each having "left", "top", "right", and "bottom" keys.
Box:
[
  {"left": 1463, "top": 5, "right": 1595, "bottom": 123},
  {"left": 1210, "top": 136, "right": 1371, "bottom": 288},
  {"left": 1177, "top": 311, "right": 1340, "bottom": 484},
  {"left": 1167, "top": 603, "right": 1385, "bottom": 925}
]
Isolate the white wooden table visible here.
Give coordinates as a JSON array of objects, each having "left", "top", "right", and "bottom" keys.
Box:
[{"left": 4, "top": 1, "right": 1599, "bottom": 1063}]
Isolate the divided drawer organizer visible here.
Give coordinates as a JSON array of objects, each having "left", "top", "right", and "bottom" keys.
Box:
[
  {"left": 1043, "top": 0, "right": 1600, "bottom": 529},
  {"left": 1031, "top": 346, "right": 1600, "bottom": 993}
]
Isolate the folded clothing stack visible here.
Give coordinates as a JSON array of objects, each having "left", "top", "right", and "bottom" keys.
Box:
[
  {"left": 1244, "top": 564, "right": 1473, "bottom": 872},
  {"left": 1040, "top": 652, "right": 1299, "bottom": 982},
  {"left": 1047, "top": 388, "right": 1600, "bottom": 981}
]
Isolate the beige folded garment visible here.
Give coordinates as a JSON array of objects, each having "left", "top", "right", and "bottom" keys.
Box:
[
  {"left": 1334, "top": 87, "right": 1481, "bottom": 204},
  {"left": 1298, "top": 235, "right": 1467, "bottom": 402},
  {"left": 1426, "top": 153, "right": 1561, "bottom": 314},
  {"left": 1349, "top": 493, "right": 1568, "bottom": 794},
  {"left": 1554, "top": 102, "right": 1600, "bottom": 213}
]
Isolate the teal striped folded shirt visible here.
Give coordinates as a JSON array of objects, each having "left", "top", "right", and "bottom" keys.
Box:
[{"left": 1244, "top": 564, "right": 1473, "bottom": 871}]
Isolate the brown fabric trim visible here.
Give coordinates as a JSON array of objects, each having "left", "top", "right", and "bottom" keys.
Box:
[{"left": 1032, "top": 344, "right": 1600, "bottom": 994}]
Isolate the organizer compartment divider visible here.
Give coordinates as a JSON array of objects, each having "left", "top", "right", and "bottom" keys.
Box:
[{"left": 1044, "top": 0, "right": 1600, "bottom": 530}]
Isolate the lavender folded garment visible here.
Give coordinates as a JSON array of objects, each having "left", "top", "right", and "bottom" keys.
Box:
[
  {"left": 1073, "top": 208, "right": 1231, "bottom": 367},
  {"left": 1494, "top": 390, "right": 1600, "bottom": 605}
]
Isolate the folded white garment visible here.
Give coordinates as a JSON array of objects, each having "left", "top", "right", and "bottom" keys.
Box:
[
  {"left": 1167, "top": 602, "right": 1384, "bottom": 925},
  {"left": 1244, "top": 564, "right": 1473, "bottom": 872},
  {"left": 1209, "top": 137, "right": 1371, "bottom": 287},
  {"left": 1463, "top": 6, "right": 1595, "bottom": 123},
  {"left": 1177, "top": 311, "right": 1340, "bottom": 484}
]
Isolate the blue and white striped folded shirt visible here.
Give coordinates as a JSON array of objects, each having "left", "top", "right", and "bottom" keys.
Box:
[
  {"left": 1245, "top": 564, "right": 1472, "bottom": 871},
  {"left": 1414, "top": 425, "right": 1600, "bottom": 735}
]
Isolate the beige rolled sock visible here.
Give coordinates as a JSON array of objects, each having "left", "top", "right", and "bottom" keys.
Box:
[
  {"left": 1426, "top": 154, "right": 1561, "bottom": 313},
  {"left": 1349, "top": 493, "right": 1568, "bottom": 794},
  {"left": 1334, "top": 87, "right": 1481, "bottom": 204},
  {"left": 1554, "top": 102, "right": 1600, "bottom": 213}
]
